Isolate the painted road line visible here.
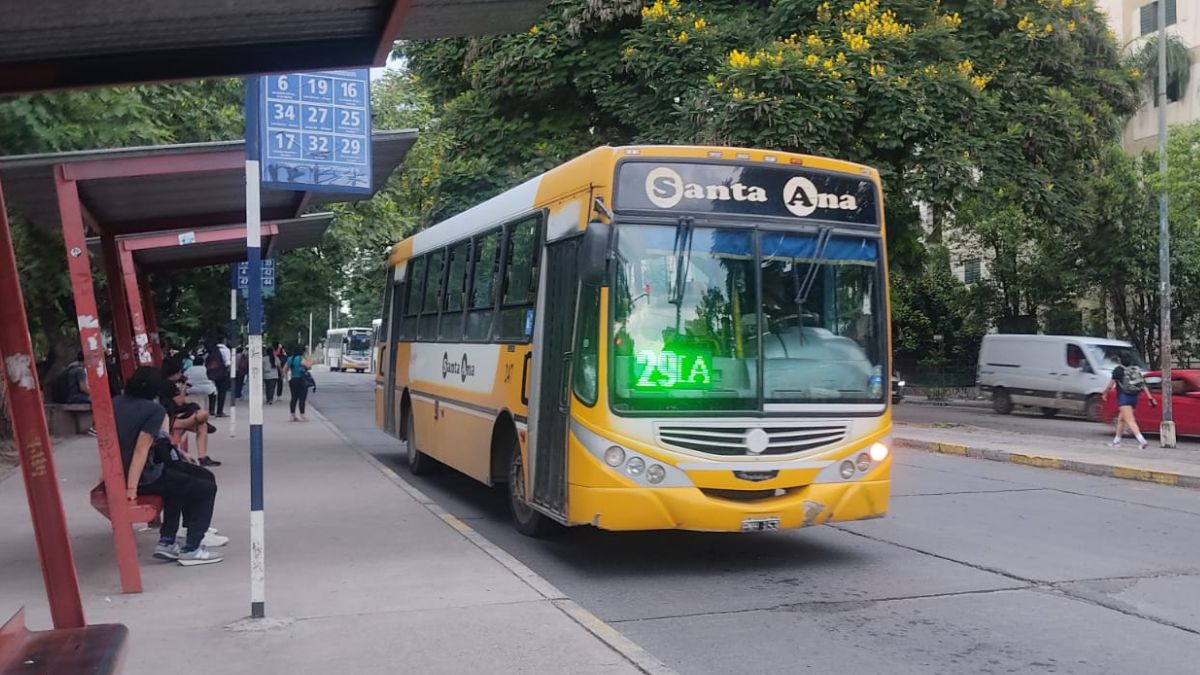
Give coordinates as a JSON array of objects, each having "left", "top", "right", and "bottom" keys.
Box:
[
  {"left": 896, "top": 437, "right": 1200, "bottom": 489},
  {"left": 308, "top": 406, "right": 679, "bottom": 675}
]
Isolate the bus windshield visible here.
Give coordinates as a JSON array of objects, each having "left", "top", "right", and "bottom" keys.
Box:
[
  {"left": 347, "top": 334, "right": 372, "bottom": 354},
  {"left": 611, "top": 224, "right": 886, "bottom": 412}
]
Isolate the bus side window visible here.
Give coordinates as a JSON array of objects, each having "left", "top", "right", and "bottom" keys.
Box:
[
  {"left": 418, "top": 249, "right": 445, "bottom": 340},
  {"left": 400, "top": 256, "right": 426, "bottom": 339},
  {"left": 440, "top": 239, "right": 472, "bottom": 341},
  {"left": 497, "top": 215, "right": 541, "bottom": 341},
  {"left": 465, "top": 229, "right": 501, "bottom": 341}
]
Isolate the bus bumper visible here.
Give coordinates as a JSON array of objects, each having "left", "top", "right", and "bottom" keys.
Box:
[{"left": 567, "top": 479, "right": 889, "bottom": 532}]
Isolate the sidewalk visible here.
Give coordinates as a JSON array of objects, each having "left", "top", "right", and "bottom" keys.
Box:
[
  {"left": 0, "top": 396, "right": 663, "bottom": 674},
  {"left": 896, "top": 422, "right": 1200, "bottom": 489}
]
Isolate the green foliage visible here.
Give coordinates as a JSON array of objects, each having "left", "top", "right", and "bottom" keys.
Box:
[
  {"left": 400, "top": 0, "right": 1138, "bottom": 279},
  {"left": 890, "top": 251, "right": 987, "bottom": 377},
  {"left": 1128, "top": 34, "right": 1193, "bottom": 105}
]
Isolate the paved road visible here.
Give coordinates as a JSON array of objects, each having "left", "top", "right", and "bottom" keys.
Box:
[
  {"left": 312, "top": 372, "right": 1200, "bottom": 674},
  {"left": 896, "top": 401, "right": 1200, "bottom": 448}
]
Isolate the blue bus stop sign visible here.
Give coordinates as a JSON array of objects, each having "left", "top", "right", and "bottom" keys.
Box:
[
  {"left": 236, "top": 257, "right": 276, "bottom": 299},
  {"left": 250, "top": 70, "right": 372, "bottom": 194}
]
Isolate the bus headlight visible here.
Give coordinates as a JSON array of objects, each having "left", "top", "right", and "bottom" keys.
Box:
[
  {"left": 626, "top": 456, "right": 646, "bottom": 477},
  {"left": 647, "top": 464, "right": 666, "bottom": 484},
  {"left": 839, "top": 461, "right": 855, "bottom": 479},
  {"left": 604, "top": 446, "right": 626, "bottom": 467},
  {"left": 856, "top": 453, "right": 872, "bottom": 472},
  {"left": 869, "top": 442, "right": 889, "bottom": 462}
]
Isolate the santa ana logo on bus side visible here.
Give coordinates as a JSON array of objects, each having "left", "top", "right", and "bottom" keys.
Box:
[
  {"left": 442, "top": 352, "right": 476, "bottom": 383},
  {"left": 643, "top": 165, "right": 858, "bottom": 217}
]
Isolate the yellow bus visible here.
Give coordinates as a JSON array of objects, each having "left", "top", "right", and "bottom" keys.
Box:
[{"left": 376, "top": 145, "right": 892, "bottom": 536}]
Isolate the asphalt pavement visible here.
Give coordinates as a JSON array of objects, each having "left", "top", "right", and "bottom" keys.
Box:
[{"left": 313, "top": 372, "right": 1200, "bottom": 675}]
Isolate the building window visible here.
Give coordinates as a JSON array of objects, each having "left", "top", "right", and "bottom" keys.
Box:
[
  {"left": 963, "top": 258, "right": 982, "bottom": 285},
  {"left": 1140, "top": 0, "right": 1177, "bottom": 36}
]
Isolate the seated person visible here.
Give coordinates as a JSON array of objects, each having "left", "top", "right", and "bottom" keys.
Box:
[
  {"left": 116, "top": 367, "right": 224, "bottom": 566},
  {"left": 159, "top": 379, "right": 220, "bottom": 467}
]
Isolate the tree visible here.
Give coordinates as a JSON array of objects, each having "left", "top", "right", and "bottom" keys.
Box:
[
  {"left": 400, "top": 0, "right": 1138, "bottom": 280},
  {"left": 1128, "top": 33, "right": 1193, "bottom": 105}
]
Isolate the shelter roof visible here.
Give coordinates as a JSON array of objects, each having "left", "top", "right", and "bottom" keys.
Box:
[
  {"left": 87, "top": 214, "right": 336, "bottom": 273},
  {"left": 0, "top": 130, "right": 416, "bottom": 237},
  {"left": 0, "top": 0, "right": 550, "bottom": 94}
]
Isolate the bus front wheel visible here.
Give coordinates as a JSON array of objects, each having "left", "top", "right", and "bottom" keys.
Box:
[
  {"left": 508, "top": 442, "right": 557, "bottom": 538},
  {"left": 406, "top": 413, "right": 435, "bottom": 475}
]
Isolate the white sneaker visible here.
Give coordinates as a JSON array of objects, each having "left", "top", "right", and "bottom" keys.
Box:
[
  {"left": 177, "top": 546, "right": 224, "bottom": 566},
  {"left": 202, "top": 532, "right": 230, "bottom": 548}
]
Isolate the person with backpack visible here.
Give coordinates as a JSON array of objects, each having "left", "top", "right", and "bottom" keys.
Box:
[
  {"left": 56, "top": 353, "right": 90, "bottom": 404},
  {"left": 286, "top": 345, "right": 312, "bottom": 422},
  {"left": 234, "top": 347, "right": 249, "bottom": 400},
  {"left": 1101, "top": 352, "right": 1157, "bottom": 450},
  {"left": 205, "top": 337, "right": 232, "bottom": 417}
]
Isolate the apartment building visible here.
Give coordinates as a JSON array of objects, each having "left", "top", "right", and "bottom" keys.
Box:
[{"left": 1097, "top": 0, "right": 1198, "bottom": 150}]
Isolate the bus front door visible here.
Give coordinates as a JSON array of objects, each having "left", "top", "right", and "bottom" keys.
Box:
[{"left": 528, "top": 237, "right": 580, "bottom": 520}]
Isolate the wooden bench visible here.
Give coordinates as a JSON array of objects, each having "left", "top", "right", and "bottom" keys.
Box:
[
  {"left": 89, "top": 482, "right": 163, "bottom": 526},
  {"left": 43, "top": 404, "right": 93, "bottom": 437},
  {"left": 0, "top": 608, "right": 128, "bottom": 674}
]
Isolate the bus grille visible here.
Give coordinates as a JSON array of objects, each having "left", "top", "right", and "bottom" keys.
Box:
[{"left": 656, "top": 424, "right": 847, "bottom": 456}]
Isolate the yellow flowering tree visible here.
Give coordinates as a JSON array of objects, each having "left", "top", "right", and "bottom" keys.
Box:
[{"left": 400, "top": 0, "right": 1138, "bottom": 288}]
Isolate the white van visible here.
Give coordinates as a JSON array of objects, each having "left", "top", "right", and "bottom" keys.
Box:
[{"left": 976, "top": 335, "right": 1145, "bottom": 419}]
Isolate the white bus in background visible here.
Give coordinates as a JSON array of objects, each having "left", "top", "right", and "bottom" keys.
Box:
[{"left": 326, "top": 327, "right": 374, "bottom": 372}]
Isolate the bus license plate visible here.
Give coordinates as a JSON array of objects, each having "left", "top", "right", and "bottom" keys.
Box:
[{"left": 741, "top": 517, "right": 780, "bottom": 532}]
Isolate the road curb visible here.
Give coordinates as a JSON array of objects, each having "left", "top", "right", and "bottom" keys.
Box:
[
  {"left": 895, "top": 437, "right": 1200, "bottom": 489},
  {"left": 307, "top": 404, "right": 679, "bottom": 675}
]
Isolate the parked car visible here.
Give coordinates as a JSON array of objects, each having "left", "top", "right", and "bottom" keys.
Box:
[
  {"left": 892, "top": 372, "right": 905, "bottom": 404},
  {"left": 976, "top": 334, "right": 1144, "bottom": 420},
  {"left": 1099, "top": 370, "right": 1200, "bottom": 437}
]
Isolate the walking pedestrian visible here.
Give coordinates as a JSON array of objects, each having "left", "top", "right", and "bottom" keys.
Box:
[
  {"left": 286, "top": 345, "right": 312, "bottom": 422},
  {"left": 274, "top": 343, "right": 288, "bottom": 399},
  {"left": 262, "top": 348, "right": 280, "bottom": 405},
  {"left": 1102, "top": 352, "right": 1157, "bottom": 450},
  {"left": 205, "top": 337, "right": 232, "bottom": 417},
  {"left": 234, "top": 347, "right": 249, "bottom": 399}
]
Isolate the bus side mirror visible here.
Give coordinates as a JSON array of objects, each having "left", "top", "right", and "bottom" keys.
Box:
[{"left": 579, "top": 220, "right": 612, "bottom": 287}]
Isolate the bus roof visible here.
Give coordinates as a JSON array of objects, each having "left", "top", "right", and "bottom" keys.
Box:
[{"left": 388, "top": 145, "right": 881, "bottom": 265}]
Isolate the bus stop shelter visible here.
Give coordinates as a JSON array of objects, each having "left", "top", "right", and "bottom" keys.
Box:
[
  {"left": 0, "top": 130, "right": 416, "bottom": 616},
  {"left": 0, "top": 3, "right": 548, "bottom": 661}
]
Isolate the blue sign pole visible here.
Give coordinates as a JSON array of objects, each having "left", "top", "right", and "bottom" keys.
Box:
[
  {"left": 244, "top": 68, "right": 370, "bottom": 621},
  {"left": 245, "top": 77, "right": 267, "bottom": 619}
]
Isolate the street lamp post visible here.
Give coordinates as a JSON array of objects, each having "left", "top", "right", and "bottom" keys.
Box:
[{"left": 1156, "top": 0, "right": 1176, "bottom": 448}]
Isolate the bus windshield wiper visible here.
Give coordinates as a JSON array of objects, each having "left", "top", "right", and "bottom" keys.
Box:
[
  {"left": 669, "top": 216, "right": 694, "bottom": 306},
  {"left": 795, "top": 227, "right": 832, "bottom": 307}
]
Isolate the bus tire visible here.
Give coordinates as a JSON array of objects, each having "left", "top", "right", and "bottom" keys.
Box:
[
  {"left": 507, "top": 439, "right": 558, "bottom": 538},
  {"left": 406, "top": 412, "right": 436, "bottom": 476}
]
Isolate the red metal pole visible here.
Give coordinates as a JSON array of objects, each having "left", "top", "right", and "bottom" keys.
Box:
[
  {"left": 117, "top": 246, "right": 152, "bottom": 368},
  {"left": 101, "top": 236, "right": 135, "bottom": 381},
  {"left": 138, "top": 271, "right": 162, "bottom": 366},
  {"left": 54, "top": 167, "right": 143, "bottom": 594},
  {"left": 0, "top": 177, "right": 87, "bottom": 628}
]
